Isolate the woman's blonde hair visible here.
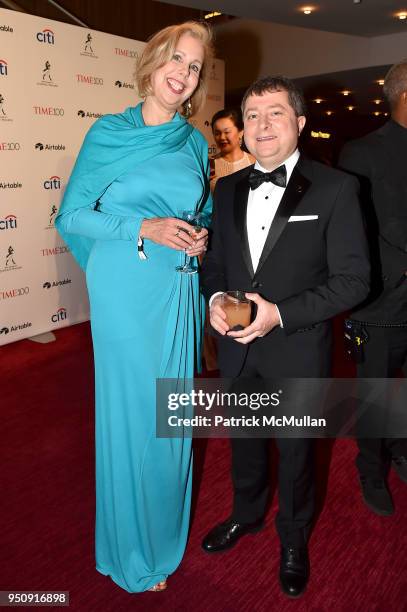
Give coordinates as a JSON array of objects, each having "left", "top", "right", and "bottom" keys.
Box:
[{"left": 135, "top": 21, "right": 214, "bottom": 118}]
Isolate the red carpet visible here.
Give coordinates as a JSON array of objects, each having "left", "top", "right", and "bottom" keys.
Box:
[{"left": 1, "top": 322, "right": 406, "bottom": 611}]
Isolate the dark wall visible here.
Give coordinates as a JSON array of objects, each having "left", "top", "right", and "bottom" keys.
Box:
[{"left": 6, "top": 0, "right": 202, "bottom": 40}]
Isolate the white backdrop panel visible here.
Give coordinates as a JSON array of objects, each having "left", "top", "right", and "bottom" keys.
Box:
[{"left": 0, "top": 8, "right": 224, "bottom": 345}]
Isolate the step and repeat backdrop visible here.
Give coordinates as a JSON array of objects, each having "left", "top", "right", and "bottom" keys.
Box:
[{"left": 0, "top": 8, "right": 224, "bottom": 346}]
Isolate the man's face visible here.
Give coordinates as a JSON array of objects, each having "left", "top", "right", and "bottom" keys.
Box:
[{"left": 243, "top": 89, "right": 305, "bottom": 170}]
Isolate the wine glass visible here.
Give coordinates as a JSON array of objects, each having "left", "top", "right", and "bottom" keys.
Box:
[{"left": 176, "top": 210, "right": 205, "bottom": 274}]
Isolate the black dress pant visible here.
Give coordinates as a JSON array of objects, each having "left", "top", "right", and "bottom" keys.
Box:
[
  {"left": 356, "top": 326, "right": 407, "bottom": 479},
  {"left": 229, "top": 346, "right": 315, "bottom": 548}
]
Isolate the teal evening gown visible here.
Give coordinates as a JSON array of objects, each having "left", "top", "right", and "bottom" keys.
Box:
[{"left": 56, "top": 104, "right": 211, "bottom": 592}]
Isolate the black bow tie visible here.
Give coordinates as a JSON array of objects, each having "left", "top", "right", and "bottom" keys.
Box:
[{"left": 248, "top": 165, "right": 287, "bottom": 190}]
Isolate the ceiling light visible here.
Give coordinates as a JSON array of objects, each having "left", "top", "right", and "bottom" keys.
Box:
[
  {"left": 303, "top": 7, "right": 313, "bottom": 15},
  {"left": 384, "top": 112, "right": 389, "bottom": 116},
  {"left": 342, "top": 90, "right": 350, "bottom": 96},
  {"left": 326, "top": 111, "right": 333, "bottom": 116},
  {"left": 373, "top": 111, "right": 381, "bottom": 116},
  {"left": 347, "top": 106, "right": 355, "bottom": 111},
  {"left": 373, "top": 99, "right": 382, "bottom": 104},
  {"left": 377, "top": 79, "right": 384, "bottom": 85},
  {"left": 314, "top": 98, "right": 323, "bottom": 103},
  {"left": 204, "top": 11, "right": 222, "bottom": 19},
  {"left": 396, "top": 12, "right": 407, "bottom": 20}
]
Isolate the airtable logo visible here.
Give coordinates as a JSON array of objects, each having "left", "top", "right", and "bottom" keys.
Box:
[
  {"left": 36, "top": 28, "right": 55, "bottom": 44},
  {"left": 43, "top": 278, "right": 71, "bottom": 289},
  {"left": 35, "top": 142, "right": 65, "bottom": 151},
  {"left": 0, "top": 181, "right": 22, "bottom": 189},
  {"left": 0, "top": 214, "right": 17, "bottom": 230},
  {"left": 0, "top": 322, "right": 32, "bottom": 336},
  {"left": 115, "top": 80, "right": 135, "bottom": 90},
  {"left": 77, "top": 109, "right": 103, "bottom": 119},
  {"left": 0, "top": 59, "right": 8, "bottom": 76}
]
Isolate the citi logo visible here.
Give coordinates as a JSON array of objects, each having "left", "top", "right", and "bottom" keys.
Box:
[
  {"left": 0, "top": 214, "right": 17, "bottom": 230},
  {"left": 0, "top": 182, "right": 22, "bottom": 189},
  {"left": 77, "top": 109, "right": 102, "bottom": 119},
  {"left": 115, "top": 80, "right": 134, "bottom": 89},
  {"left": 114, "top": 48, "right": 138, "bottom": 59},
  {"left": 0, "top": 60, "right": 8, "bottom": 76},
  {"left": 43, "top": 176, "right": 61, "bottom": 190},
  {"left": 76, "top": 74, "right": 103, "bottom": 85},
  {"left": 36, "top": 28, "right": 55, "bottom": 44},
  {"left": 0, "top": 142, "right": 20, "bottom": 151},
  {"left": 35, "top": 142, "right": 65, "bottom": 151},
  {"left": 51, "top": 307, "right": 67, "bottom": 323},
  {"left": 33, "top": 106, "right": 64, "bottom": 116},
  {"left": 1, "top": 286, "right": 29, "bottom": 300},
  {"left": 41, "top": 246, "right": 70, "bottom": 256},
  {"left": 0, "top": 25, "right": 13, "bottom": 33},
  {"left": 43, "top": 278, "right": 71, "bottom": 289}
]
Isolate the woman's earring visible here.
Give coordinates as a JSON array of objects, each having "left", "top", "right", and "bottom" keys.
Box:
[{"left": 185, "top": 98, "right": 192, "bottom": 118}]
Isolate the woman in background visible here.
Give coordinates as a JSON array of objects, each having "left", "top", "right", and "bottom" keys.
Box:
[
  {"left": 56, "top": 21, "right": 213, "bottom": 593},
  {"left": 209, "top": 108, "right": 255, "bottom": 191}
]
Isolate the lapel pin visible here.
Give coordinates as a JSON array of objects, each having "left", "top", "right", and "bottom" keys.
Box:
[{"left": 297, "top": 185, "right": 303, "bottom": 193}]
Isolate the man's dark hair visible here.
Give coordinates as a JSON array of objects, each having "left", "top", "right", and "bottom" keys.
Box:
[
  {"left": 211, "top": 108, "right": 243, "bottom": 131},
  {"left": 241, "top": 76, "right": 306, "bottom": 118}
]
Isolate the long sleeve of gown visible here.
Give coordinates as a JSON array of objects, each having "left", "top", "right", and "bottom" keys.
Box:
[{"left": 56, "top": 206, "right": 144, "bottom": 242}]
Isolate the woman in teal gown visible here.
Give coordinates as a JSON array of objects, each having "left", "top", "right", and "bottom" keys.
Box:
[{"left": 56, "top": 22, "right": 213, "bottom": 593}]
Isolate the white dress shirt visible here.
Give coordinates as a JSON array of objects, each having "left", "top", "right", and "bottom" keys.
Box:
[
  {"left": 210, "top": 149, "right": 300, "bottom": 328},
  {"left": 247, "top": 149, "right": 299, "bottom": 272}
]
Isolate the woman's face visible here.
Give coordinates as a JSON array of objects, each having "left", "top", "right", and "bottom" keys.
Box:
[
  {"left": 213, "top": 117, "right": 243, "bottom": 156},
  {"left": 149, "top": 33, "right": 204, "bottom": 114}
]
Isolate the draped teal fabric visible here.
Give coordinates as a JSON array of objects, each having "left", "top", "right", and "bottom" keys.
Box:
[{"left": 56, "top": 103, "right": 212, "bottom": 592}]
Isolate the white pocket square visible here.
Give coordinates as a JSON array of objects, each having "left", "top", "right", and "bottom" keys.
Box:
[{"left": 288, "top": 215, "right": 319, "bottom": 222}]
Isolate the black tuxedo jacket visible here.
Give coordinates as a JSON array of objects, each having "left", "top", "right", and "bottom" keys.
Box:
[
  {"left": 339, "top": 120, "right": 407, "bottom": 324},
  {"left": 201, "top": 155, "right": 370, "bottom": 377}
]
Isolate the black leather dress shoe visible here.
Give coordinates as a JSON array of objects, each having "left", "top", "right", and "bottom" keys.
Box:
[
  {"left": 279, "top": 546, "right": 309, "bottom": 598},
  {"left": 201, "top": 517, "right": 264, "bottom": 553},
  {"left": 392, "top": 456, "right": 407, "bottom": 483},
  {"left": 359, "top": 476, "right": 394, "bottom": 515}
]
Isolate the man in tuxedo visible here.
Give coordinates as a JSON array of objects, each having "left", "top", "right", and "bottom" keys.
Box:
[
  {"left": 339, "top": 60, "right": 407, "bottom": 516},
  {"left": 200, "top": 76, "right": 370, "bottom": 598}
]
